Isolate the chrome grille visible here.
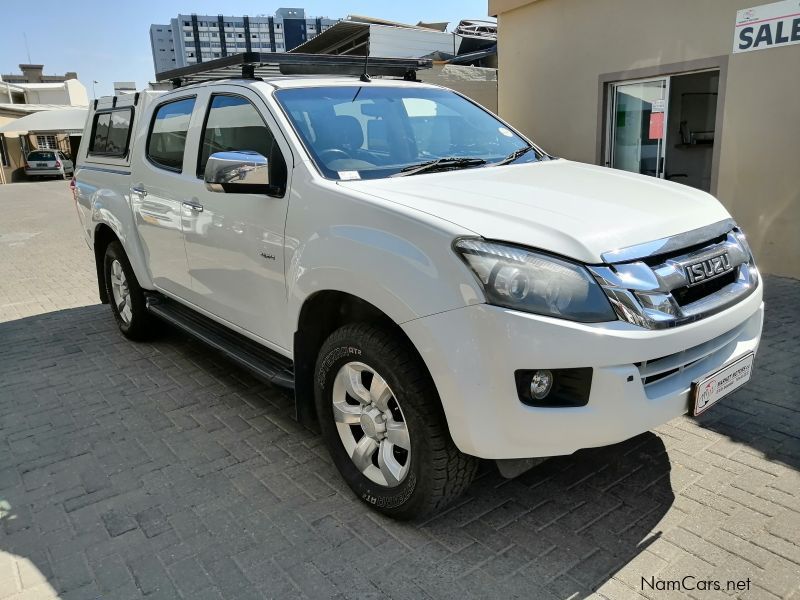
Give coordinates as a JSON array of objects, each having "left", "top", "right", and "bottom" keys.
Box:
[
  {"left": 589, "top": 220, "right": 758, "bottom": 329},
  {"left": 637, "top": 321, "right": 746, "bottom": 386}
]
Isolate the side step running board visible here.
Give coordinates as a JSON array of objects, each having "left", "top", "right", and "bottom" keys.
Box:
[{"left": 145, "top": 295, "right": 295, "bottom": 389}]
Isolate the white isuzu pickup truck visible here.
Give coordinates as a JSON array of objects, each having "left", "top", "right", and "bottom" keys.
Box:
[{"left": 73, "top": 54, "right": 762, "bottom": 519}]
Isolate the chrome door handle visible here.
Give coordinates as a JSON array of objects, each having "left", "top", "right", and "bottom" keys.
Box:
[
  {"left": 182, "top": 201, "right": 204, "bottom": 212},
  {"left": 131, "top": 185, "right": 147, "bottom": 197}
]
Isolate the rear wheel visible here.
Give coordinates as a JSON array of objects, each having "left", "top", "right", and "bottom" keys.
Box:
[
  {"left": 315, "top": 323, "right": 477, "bottom": 519},
  {"left": 103, "top": 241, "right": 156, "bottom": 340}
]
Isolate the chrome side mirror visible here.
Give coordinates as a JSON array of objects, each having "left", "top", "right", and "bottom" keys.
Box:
[{"left": 204, "top": 151, "right": 269, "bottom": 193}]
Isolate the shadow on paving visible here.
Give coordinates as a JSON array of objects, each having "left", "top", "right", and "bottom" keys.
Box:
[
  {"left": 0, "top": 276, "right": 794, "bottom": 598},
  {"left": 694, "top": 276, "right": 800, "bottom": 472}
]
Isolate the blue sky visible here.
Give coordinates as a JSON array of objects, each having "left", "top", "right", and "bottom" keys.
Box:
[{"left": 0, "top": 1, "right": 491, "bottom": 99}]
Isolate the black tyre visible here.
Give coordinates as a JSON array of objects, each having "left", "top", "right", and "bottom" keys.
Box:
[
  {"left": 315, "top": 323, "right": 477, "bottom": 519},
  {"left": 103, "top": 241, "right": 156, "bottom": 340}
]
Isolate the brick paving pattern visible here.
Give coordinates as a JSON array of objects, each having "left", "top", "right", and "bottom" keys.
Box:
[{"left": 0, "top": 181, "right": 798, "bottom": 599}]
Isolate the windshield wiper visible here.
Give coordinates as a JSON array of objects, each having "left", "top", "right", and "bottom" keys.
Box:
[
  {"left": 494, "top": 145, "right": 537, "bottom": 166},
  {"left": 392, "top": 157, "right": 486, "bottom": 177}
]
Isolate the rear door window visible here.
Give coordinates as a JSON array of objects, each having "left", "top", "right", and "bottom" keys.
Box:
[{"left": 147, "top": 97, "right": 196, "bottom": 171}]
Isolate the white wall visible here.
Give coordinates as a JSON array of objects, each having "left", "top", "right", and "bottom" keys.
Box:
[
  {"left": 64, "top": 79, "right": 89, "bottom": 106},
  {"left": 418, "top": 64, "right": 498, "bottom": 113},
  {"left": 21, "top": 80, "right": 88, "bottom": 106},
  {"left": 370, "top": 25, "right": 458, "bottom": 58}
]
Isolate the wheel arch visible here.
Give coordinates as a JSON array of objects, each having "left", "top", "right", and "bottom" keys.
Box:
[
  {"left": 292, "top": 290, "right": 430, "bottom": 431},
  {"left": 93, "top": 223, "right": 119, "bottom": 303}
]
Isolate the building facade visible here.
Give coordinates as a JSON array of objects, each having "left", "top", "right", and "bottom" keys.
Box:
[
  {"left": 1, "top": 64, "right": 78, "bottom": 84},
  {"left": 490, "top": 0, "right": 800, "bottom": 278},
  {"left": 150, "top": 8, "right": 339, "bottom": 74},
  {"left": 0, "top": 67, "right": 89, "bottom": 182}
]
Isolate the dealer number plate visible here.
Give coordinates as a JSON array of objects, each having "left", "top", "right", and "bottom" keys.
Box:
[{"left": 691, "top": 353, "right": 754, "bottom": 416}]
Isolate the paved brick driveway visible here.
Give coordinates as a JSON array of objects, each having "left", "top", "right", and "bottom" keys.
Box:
[{"left": 0, "top": 181, "right": 798, "bottom": 600}]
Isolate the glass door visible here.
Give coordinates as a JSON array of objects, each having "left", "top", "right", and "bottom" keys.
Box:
[{"left": 608, "top": 78, "right": 669, "bottom": 178}]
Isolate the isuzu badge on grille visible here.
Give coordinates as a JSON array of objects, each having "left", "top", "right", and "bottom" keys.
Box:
[{"left": 686, "top": 252, "right": 733, "bottom": 285}]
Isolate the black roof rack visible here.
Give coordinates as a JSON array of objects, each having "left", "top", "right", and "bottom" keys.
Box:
[{"left": 156, "top": 52, "right": 432, "bottom": 87}]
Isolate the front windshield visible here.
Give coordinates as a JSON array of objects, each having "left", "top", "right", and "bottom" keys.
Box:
[{"left": 275, "top": 86, "right": 541, "bottom": 180}]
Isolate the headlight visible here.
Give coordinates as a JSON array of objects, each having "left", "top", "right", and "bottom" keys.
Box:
[{"left": 454, "top": 239, "right": 616, "bottom": 322}]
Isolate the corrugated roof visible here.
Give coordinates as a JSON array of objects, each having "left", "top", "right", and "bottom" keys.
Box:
[
  {"left": 0, "top": 103, "right": 83, "bottom": 115},
  {"left": 0, "top": 107, "right": 87, "bottom": 134},
  {"left": 347, "top": 15, "right": 435, "bottom": 29},
  {"left": 290, "top": 21, "right": 369, "bottom": 55},
  {"left": 12, "top": 82, "right": 71, "bottom": 90}
]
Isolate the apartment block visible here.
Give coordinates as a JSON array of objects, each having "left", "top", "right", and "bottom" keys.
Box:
[{"left": 150, "top": 8, "right": 339, "bottom": 74}]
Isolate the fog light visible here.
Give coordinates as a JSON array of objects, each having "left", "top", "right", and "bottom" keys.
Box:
[
  {"left": 515, "top": 368, "right": 593, "bottom": 408},
  {"left": 530, "top": 370, "right": 553, "bottom": 400}
]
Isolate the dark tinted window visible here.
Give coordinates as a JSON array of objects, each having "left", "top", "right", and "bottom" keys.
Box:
[
  {"left": 27, "top": 151, "right": 55, "bottom": 161},
  {"left": 90, "top": 109, "right": 133, "bottom": 156},
  {"left": 92, "top": 114, "right": 110, "bottom": 151},
  {"left": 147, "top": 98, "right": 196, "bottom": 171},
  {"left": 197, "top": 95, "right": 277, "bottom": 176}
]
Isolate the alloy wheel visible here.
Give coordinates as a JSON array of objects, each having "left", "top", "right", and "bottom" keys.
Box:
[
  {"left": 331, "top": 361, "right": 411, "bottom": 487},
  {"left": 109, "top": 259, "right": 132, "bottom": 324}
]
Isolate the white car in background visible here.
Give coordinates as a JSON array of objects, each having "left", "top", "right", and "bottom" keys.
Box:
[{"left": 25, "top": 149, "right": 74, "bottom": 180}]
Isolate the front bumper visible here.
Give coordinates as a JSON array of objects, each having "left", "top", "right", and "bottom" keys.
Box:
[{"left": 402, "top": 281, "right": 763, "bottom": 459}]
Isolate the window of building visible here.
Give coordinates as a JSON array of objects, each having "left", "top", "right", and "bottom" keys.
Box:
[
  {"left": 36, "top": 135, "right": 57, "bottom": 149},
  {"left": 90, "top": 108, "right": 133, "bottom": 156},
  {"left": 147, "top": 97, "right": 196, "bottom": 172},
  {"left": 184, "top": 20, "right": 190, "bottom": 26},
  {"left": 0, "top": 136, "right": 9, "bottom": 167}
]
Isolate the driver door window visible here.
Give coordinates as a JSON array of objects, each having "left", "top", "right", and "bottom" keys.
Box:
[{"left": 197, "top": 94, "right": 284, "bottom": 184}]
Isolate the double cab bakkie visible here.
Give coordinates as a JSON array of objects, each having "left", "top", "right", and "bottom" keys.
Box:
[{"left": 73, "top": 55, "right": 762, "bottom": 519}]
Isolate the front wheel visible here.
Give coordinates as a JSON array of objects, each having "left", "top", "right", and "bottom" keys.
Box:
[{"left": 315, "top": 323, "right": 477, "bottom": 519}]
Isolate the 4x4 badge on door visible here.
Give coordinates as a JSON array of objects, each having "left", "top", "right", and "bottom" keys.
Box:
[{"left": 686, "top": 252, "right": 732, "bottom": 285}]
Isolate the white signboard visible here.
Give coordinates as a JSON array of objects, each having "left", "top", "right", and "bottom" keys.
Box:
[{"left": 734, "top": 0, "right": 800, "bottom": 53}]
